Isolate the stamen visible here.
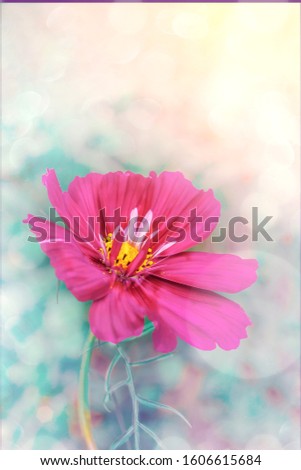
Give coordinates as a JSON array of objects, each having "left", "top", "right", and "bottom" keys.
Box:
[
  {"left": 100, "top": 230, "right": 154, "bottom": 274},
  {"left": 114, "top": 241, "right": 139, "bottom": 269}
]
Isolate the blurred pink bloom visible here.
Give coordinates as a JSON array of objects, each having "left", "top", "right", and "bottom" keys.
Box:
[{"left": 24, "top": 169, "right": 258, "bottom": 352}]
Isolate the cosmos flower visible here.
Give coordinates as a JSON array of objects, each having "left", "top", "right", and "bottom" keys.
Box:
[{"left": 24, "top": 169, "right": 258, "bottom": 353}]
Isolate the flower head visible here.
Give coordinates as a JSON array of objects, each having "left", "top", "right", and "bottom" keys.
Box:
[{"left": 24, "top": 169, "right": 258, "bottom": 352}]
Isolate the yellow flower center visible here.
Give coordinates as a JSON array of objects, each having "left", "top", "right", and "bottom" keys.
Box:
[
  {"left": 100, "top": 233, "right": 153, "bottom": 273},
  {"left": 115, "top": 241, "right": 139, "bottom": 268}
]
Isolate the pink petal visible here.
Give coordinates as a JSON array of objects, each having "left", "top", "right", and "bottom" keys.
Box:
[
  {"left": 149, "top": 252, "right": 258, "bottom": 293},
  {"left": 139, "top": 277, "right": 252, "bottom": 351},
  {"left": 66, "top": 171, "right": 220, "bottom": 254},
  {"left": 42, "top": 169, "right": 70, "bottom": 222},
  {"left": 152, "top": 321, "right": 178, "bottom": 353},
  {"left": 42, "top": 170, "right": 221, "bottom": 262},
  {"left": 42, "top": 169, "right": 101, "bottom": 257},
  {"left": 89, "top": 282, "right": 146, "bottom": 343},
  {"left": 146, "top": 171, "right": 221, "bottom": 256},
  {"left": 67, "top": 171, "right": 149, "bottom": 236},
  {"left": 25, "top": 215, "right": 111, "bottom": 302}
]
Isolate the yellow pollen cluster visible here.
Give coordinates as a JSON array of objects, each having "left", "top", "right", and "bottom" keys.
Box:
[
  {"left": 115, "top": 242, "right": 139, "bottom": 268},
  {"left": 136, "top": 248, "right": 154, "bottom": 273},
  {"left": 99, "top": 234, "right": 153, "bottom": 273},
  {"left": 100, "top": 233, "right": 113, "bottom": 256}
]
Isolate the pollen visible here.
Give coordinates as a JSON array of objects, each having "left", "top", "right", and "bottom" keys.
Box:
[
  {"left": 136, "top": 247, "right": 153, "bottom": 273},
  {"left": 104, "top": 233, "right": 113, "bottom": 255},
  {"left": 100, "top": 234, "right": 153, "bottom": 273},
  {"left": 115, "top": 242, "right": 139, "bottom": 269}
]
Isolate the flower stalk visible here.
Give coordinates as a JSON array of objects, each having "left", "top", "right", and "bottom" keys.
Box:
[
  {"left": 78, "top": 323, "right": 190, "bottom": 450},
  {"left": 78, "top": 331, "right": 97, "bottom": 450}
]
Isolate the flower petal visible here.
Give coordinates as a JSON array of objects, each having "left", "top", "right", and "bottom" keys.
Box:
[
  {"left": 146, "top": 171, "right": 221, "bottom": 256},
  {"left": 151, "top": 321, "right": 178, "bottom": 353},
  {"left": 42, "top": 169, "right": 102, "bottom": 257},
  {"left": 139, "top": 277, "right": 251, "bottom": 351},
  {"left": 67, "top": 171, "right": 149, "bottom": 236},
  {"left": 42, "top": 168, "right": 70, "bottom": 222},
  {"left": 89, "top": 282, "right": 146, "bottom": 343},
  {"left": 25, "top": 215, "right": 111, "bottom": 302},
  {"left": 42, "top": 170, "right": 221, "bottom": 261},
  {"left": 149, "top": 252, "right": 258, "bottom": 293}
]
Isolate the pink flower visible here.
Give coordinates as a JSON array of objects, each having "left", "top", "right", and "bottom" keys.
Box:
[{"left": 24, "top": 169, "right": 258, "bottom": 352}]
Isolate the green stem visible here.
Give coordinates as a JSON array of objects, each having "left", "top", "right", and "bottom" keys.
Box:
[
  {"left": 122, "top": 321, "right": 155, "bottom": 344},
  {"left": 117, "top": 345, "right": 140, "bottom": 450},
  {"left": 130, "top": 352, "right": 173, "bottom": 367},
  {"left": 78, "top": 331, "right": 97, "bottom": 450},
  {"left": 78, "top": 322, "right": 158, "bottom": 450},
  {"left": 104, "top": 352, "right": 121, "bottom": 405}
]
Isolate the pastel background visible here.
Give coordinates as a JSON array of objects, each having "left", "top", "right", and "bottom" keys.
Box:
[{"left": 2, "top": 3, "right": 300, "bottom": 450}]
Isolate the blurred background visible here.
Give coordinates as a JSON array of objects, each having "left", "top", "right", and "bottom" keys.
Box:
[{"left": 2, "top": 3, "right": 300, "bottom": 450}]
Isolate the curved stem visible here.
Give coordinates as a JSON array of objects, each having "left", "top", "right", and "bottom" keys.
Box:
[
  {"left": 78, "top": 321, "right": 162, "bottom": 450},
  {"left": 78, "top": 331, "right": 97, "bottom": 450},
  {"left": 130, "top": 352, "right": 173, "bottom": 367},
  {"left": 104, "top": 352, "right": 121, "bottom": 409},
  {"left": 103, "top": 352, "right": 131, "bottom": 449},
  {"left": 117, "top": 345, "right": 140, "bottom": 450},
  {"left": 122, "top": 321, "right": 154, "bottom": 344}
]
